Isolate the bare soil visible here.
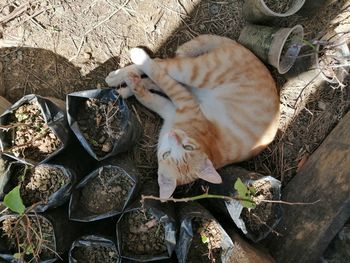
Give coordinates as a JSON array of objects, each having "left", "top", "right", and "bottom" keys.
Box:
[
  {"left": 186, "top": 218, "right": 223, "bottom": 263},
  {"left": 1, "top": 215, "right": 55, "bottom": 261},
  {"left": 5, "top": 101, "right": 61, "bottom": 162},
  {"left": 20, "top": 165, "right": 67, "bottom": 206},
  {"left": 77, "top": 98, "right": 124, "bottom": 157},
  {"left": 78, "top": 166, "right": 133, "bottom": 215},
  {"left": 241, "top": 180, "right": 279, "bottom": 239},
  {"left": 72, "top": 245, "right": 118, "bottom": 263},
  {"left": 264, "top": 0, "right": 295, "bottom": 13},
  {"left": 120, "top": 209, "right": 167, "bottom": 257}
]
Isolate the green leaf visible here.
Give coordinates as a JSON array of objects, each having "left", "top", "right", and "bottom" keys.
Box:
[
  {"left": 24, "top": 244, "right": 34, "bottom": 255},
  {"left": 234, "top": 178, "right": 255, "bottom": 209},
  {"left": 201, "top": 234, "right": 209, "bottom": 244},
  {"left": 90, "top": 140, "right": 99, "bottom": 146},
  {"left": 13, "top": 253, "right": 22, "bottom": 259},
  {"left": 248, "top": 186, "right": 257, "bottom": 196},
  {"left": 3, "top": 186, "right": 25, "bottom": 214}
]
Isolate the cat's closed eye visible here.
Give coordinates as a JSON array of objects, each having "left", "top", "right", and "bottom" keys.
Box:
[
  {"left": 163, "top": 151, "right": 171, "bottom": 159},
  {"left": 183, "top": 145, "right": 194, "bottom": 151}
]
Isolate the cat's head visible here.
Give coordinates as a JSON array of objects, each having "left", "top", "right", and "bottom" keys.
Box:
[{"left": 157, "top": 129, "right": 222, "bottom": 198}]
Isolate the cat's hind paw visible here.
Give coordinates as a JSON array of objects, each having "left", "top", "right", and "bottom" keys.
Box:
[
  {"left": 130, "top": 48, "right": 150, "bottom": 66},
  {"left": 126, "top": 72, "right": 148, "bottom": 97}
]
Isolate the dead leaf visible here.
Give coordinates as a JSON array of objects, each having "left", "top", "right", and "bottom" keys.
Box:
[
  {"left": 145, "top": 218, "right": 158, "bottom": 229},
  {"left": 297, "top": 154, "right": 309, "bottom": 173}
]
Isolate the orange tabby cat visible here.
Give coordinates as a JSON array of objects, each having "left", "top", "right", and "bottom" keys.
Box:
[{"left": 106, "top": 35, "right": 280, "bottom": 199}]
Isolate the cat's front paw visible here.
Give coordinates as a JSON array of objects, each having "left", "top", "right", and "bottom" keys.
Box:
[
  {"left": 105, "top": 64, "right": 141, "bottom": 87},
  {"left": 116, "top": 87, "right": 133, "bottom": 99},
  {"left": 105, "top": 69, "right": 125, "bottom": 87}
]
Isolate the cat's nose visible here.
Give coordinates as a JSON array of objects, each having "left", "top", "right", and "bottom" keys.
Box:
[{"left": 168, "top": 131, "right": 181, "bottom": 144}]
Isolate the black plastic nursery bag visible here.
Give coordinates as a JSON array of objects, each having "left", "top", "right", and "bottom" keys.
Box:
[
  {"left": 0, "top": 213, "right": 58, "bottom": 263},
  {"left": 200, "top": 165, "right": 283, "bottom": 242},
  {"left": 67, "top": 88, "right": 141, "bottom": 161},
  {"left": 69, "top": 158, "right": 139, "bottom": 222},
  {"left": 116, "top": 182, "right": 177, "bottom": 262},
  {"left": 1, "top": 161, "right": 76, "bottom": 213},
  {"left": 0, "top": 94, "right": 70, "bottom": 164},
  {"left": 175, "top": 202, "right": 234, "bottom": 263},
  {"left": 69, "top": 235, "right": 121, "bottom": 263}
]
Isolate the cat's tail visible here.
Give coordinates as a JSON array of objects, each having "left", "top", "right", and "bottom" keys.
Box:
[{"left": 130, "top": 48, "right": 197, "bottom": 110}]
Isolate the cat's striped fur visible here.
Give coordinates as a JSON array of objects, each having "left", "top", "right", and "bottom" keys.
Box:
[{"left": 106, "top": 35, "right": 280, "bottom": 198}]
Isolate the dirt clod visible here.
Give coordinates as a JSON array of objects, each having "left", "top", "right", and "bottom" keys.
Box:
[
  {"left": 72, "top": 245, "right": 118, "bottom": 263},
  {"left": 241, "top": 180, "right": 278, "bottom": 237},
  {"left": 120, "top": 209, "right": 167, "bottom": 257},
  {"left": 77, "top": 98, "right": 124, "bottom": 157},
  {"left": 186, "top": 218, "right": 223, "bottom": 263},
  {"left": 20, "top": 165, "right": 67, "bottom": 207},
  {"left": 1, "top": 215, "right": 55, "bottom": 261},
  {"left": 79, "top": 166, "right": 133, "bottom": 215},
  {"left": 6, "top": 101, "right": 62, "bottom": 162}
]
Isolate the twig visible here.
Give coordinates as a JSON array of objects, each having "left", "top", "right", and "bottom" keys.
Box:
[
  {"left": 251, "top": 213, "right": 282, "bottom": 237},
  {"left": 254, "top": 199, "right": 320, "bottom": 206},
  {"left": 292, "top": 69, "right": 323, "bottom": 109},
  {"left": 131, "top": 104, "right": 142, "bottom": 125},
  {"left": 12, "top": 2, "right": 46, "bottom": 30},
  {"left": 141, "top": 194, "right": 320, "bottom": 206},
  {"left": 69, "top": 0, "right": 130, "bottom": 61},
  {"left": 0, "top": 123, "right": 30, "bottom": 131},
  {"left": 0, "top": 207, "right": 9, "bottom": 214},
  {"left": 142, "top": 193, "right": 234, "bottom": 203},
  {"left": 0, "top": 2, "right": 29, "bottom": 24}
]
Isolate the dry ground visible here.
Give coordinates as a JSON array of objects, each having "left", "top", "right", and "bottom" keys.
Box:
[{"left": 0, "top": 0, "right": 349, "bottom": 189}]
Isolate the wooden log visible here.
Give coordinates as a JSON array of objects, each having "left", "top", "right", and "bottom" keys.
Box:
[
  {"left": 225, "top": 227, "right": 275, "bottom": 263},
  {"left": 265, "top": 111, "right": 350, "bottom": 262},
  {"left": 0, "top": 62, "right": 5, "bottom": 96},
  {"left": 0, "top": 96, "right": 11, "bottom": 115}
]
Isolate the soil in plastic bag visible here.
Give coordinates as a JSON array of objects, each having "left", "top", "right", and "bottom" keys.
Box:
[
  {"left": 176, "top": 202, "right": 234, "bottom": 263},
  {"left": 67, "top": 88, "right": 141, "bottom": 161},
  {"left": 69, "top": 235, "right": 121, "bottom": 263},
  {"left": 240, "top": 178, "right": 282, "bottom": 242},
  {"left": 197, "top": 165, "right": 282, "bottom": 242},
  {"left": 2, "top": 161, "right": 75, "bottom": 212},
  {"left": 116, "top": 181, "right": 177, "bottom": 262},
  {"left": 69, "top": 156, "right": 139, "bottom": 222},
  {"left": 0, "top": 94, "right": 70, "bottom": 164},
  {"left": 0, "top": 213, "right": 57, "bottom": 263}
]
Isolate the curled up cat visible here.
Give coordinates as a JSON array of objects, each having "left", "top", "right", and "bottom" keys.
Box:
[{"left": 105, "top": 35, "right": 280, "bottom": 199}]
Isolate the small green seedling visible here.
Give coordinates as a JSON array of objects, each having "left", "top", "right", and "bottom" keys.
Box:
[
  {"left": 234, "top": 178, "right": 256, "bottom": 209},
  {"left": 201, "top": 234, "right": 209, "bottom": 244}
]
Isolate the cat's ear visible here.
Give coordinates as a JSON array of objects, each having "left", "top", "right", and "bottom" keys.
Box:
[
  {"left": 158, "top": 173, "right": 177, "bottom": 199},
  {"left": 198, "top": 158, "right": 222, "bottom": 184}
]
